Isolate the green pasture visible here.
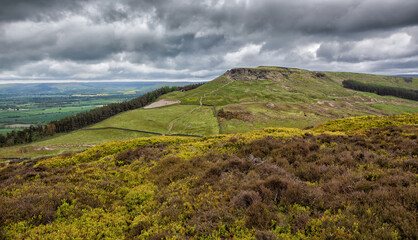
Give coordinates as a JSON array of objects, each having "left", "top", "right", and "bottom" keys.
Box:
[
  {"left": 91, "top": 104, "right": 219, "bottom": 136},
  {"left": 0, "top": 129, "right": 153, "bottom": 159},
  {"left": 36, "top": 129, "right": 153, "bottom": 146}
]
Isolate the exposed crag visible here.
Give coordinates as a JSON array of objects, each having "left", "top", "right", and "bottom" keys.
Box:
[{"left": 226, "top": 68, "right": 270, "bottom": 81}]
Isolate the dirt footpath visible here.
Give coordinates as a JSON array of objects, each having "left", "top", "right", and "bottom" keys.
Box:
[{"left": 144, "top": 99, "right": 181, "bottom": 109}]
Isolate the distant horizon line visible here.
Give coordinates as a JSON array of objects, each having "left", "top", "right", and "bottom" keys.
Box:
[
  {"left": 0, "top": 79, "right": 211, "bottom": 85},
  {"left": 1, "top": 70, "right": 417, "bottom": 85}
]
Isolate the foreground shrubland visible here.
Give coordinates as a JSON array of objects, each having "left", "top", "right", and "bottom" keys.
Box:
[{"left": 0, "top": 114, "right": 417, "bottom": 239}]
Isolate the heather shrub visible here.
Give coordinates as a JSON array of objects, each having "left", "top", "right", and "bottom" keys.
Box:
[
  {"left": 231, "top": 190, "right": 261, "bottom": 210},
  {"left": 1, "top": 116, "right": 417, "bottom": 239}
]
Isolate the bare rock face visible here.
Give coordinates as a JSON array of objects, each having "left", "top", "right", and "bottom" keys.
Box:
[
  {"left": 226, "top": 68, "right": 269, "bottom": 81},
  {"left": 313, "top": 72, "right": 330, "bottom": 81},
  {"left": 315, "top": 72, "right": 326, "bottom": 78},
  {"left": 225, "top": 67, "right": 296, "bottom": 82},
  {"left": 265, "top": 102, "right": 275, "bottom": 109}
]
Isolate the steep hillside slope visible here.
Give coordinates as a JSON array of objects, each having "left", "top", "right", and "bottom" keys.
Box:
[
  {"left": 163, "top": 66, "right": 417, "bottom": 132},
  {"left": 1, "top": 114, "right": 417, "bottom": 239}
]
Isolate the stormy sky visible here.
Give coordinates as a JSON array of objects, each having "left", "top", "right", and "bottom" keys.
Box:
[{"left": 1, "top": 0, "right": 418, "bottom": 83}]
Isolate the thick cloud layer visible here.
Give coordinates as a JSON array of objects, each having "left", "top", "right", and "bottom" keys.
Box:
[{"left": 1, "top": 0, "right": 417, "bottom": 82}]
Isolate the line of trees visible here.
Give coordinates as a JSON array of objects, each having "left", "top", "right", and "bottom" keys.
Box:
[
  {"left": 342, "top": 80, "right": 418, "bottom": 101},
  {"left": 0, "top": 83, "right": 203, "bottom": 147}
]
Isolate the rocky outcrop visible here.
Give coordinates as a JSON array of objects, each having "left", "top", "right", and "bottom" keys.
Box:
[
  {"left": 225, "top": 67, "right": 296, "bottom": 81},
  {"left": 313, "top": 72, "right": 331, "bottom": 81},
  {"left": 226, "top": 68, "right": 269, "bottom": 81},
  {"left": 265, "top": 102, "right": 276, "bottom": 109}
]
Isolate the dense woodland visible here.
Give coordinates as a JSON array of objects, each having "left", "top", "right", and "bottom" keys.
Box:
[
  {"left": 0, "top": 114, "right": 416, "bottom": 239},
  {"left": 0, "top": 83, "right": 203, "bottom": 147},
  {"left": 342, "top": 79, "right": 418, "bottom": 101}
]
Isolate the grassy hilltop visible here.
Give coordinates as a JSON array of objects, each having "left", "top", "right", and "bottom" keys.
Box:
[
  {"left": 163, "top": 67, "right": 417, "bottom": 131},
  {"left": 1, "top": 66, "right": 417, "bottom": 158},
  {"left": 0, "top": 114, "right": 417, "bottom": 239}
]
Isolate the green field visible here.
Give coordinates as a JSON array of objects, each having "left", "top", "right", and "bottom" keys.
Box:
[
  {"left": 0, "top": 104, "right": 219, "bottom": 158},
  {"left": 0, "top": 82, "right": 194, "bottom": 135},
  {"left": 0, "top": 130, "right": 154, "bottom": 159},
  {"left": 91, "top": 104, "right": 219, "bottom": 136},
  {"left": 37, "top": 129, "right": 153, "bottom": 146}
]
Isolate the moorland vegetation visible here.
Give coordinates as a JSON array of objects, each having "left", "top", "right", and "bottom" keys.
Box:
[{"left": 0, "top": 113, "right": 417, "bottom": 239}]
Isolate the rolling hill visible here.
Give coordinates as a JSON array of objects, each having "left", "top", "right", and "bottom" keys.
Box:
[{"left": 0, "top": 66, "right": 417, "bottom": 158}]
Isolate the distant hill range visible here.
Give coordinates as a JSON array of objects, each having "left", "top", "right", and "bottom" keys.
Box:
[{"left": 393, "top": 74, "right": 418, "bottom": 78}]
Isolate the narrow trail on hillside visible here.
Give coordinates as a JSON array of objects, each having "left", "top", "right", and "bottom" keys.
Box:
[
  {"left": 165, "top": 80, "right": 235, "bottom": 134},
  {"left": 201, "top": 79, "right": 234, "bottom": 104},
  {"left": 167, "top": 122, "right": 174, "bottom": 133},
  {"left": 165, "top": 104, "right": 204, "bottom": 134},
  {"left": 198, "top": 78, "right": 235, "bottom": 134}
]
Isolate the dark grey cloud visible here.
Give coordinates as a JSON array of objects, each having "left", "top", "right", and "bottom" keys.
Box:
[
  {"left": 317, "top": 30, "right": 418, "bottom": 62},
  {"left": 0, "top": 0, "right": 86, "bottom": 22},
  {"left": 0, "top": 0, "right": 417, "bottom": 82}
]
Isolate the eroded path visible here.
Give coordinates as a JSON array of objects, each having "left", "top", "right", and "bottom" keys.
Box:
[
  {"left": 166, "top": 80, "right": 234, "bottom": 134},
  {"left": 144, "top": 99, "right": 181, "bottom": 109}
]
